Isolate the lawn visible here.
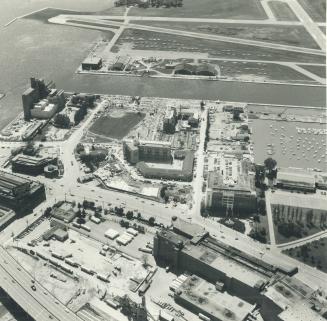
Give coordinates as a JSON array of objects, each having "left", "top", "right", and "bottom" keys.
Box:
[
  {"left": 298, "top": 0, "right": 326, "bottom": 22},
  {"left": 89, "top": 112, "right": 145, "bottom": 139},
  {"left": 299, "top": 64, "right": 326, "bottom": 78},
  {"left": 129, "top": 0, "right": 267, "bottom": 19},
  {"left": 113, "top": 29, "right": 325, "bottom": 64},
  {"left": 132, "top": 21, "right": 318, "bottom": 49},
  {"left": 269, "top": 1, "right": 299, "bottom": 21},
  {"left": 283, "top": 238, "right": 327, "bottom": 273}
]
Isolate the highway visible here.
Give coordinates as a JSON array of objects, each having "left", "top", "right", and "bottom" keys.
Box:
[{"left": 0, "top": 246, "right": 83, "bottom": 321}]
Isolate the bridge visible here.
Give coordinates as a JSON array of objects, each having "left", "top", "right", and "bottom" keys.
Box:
[{"left": 0, "top": 246, "right": 83, "bottom": 321}]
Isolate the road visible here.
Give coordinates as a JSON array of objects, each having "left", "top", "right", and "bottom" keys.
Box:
[
  {"left": 191, "top": 107, "right": 207, "bottom": 218},
  {"left": 0, "top": 246, "right": 83, "bottom": 321},
  {"left": 265, "top": 190, "right": 277, "bottom": 245}
]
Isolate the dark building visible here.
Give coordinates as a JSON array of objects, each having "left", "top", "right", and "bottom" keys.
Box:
[
  {"left": 0, "top": 171, "right": 46, "bottom": 215},
  {"left": 195, "top": 63, "right": 217, "bottom": 76},
  {"left": 174, "top": 63, "right": 196, "bottom": 75},
  {"left": 136, "top": 151, "right": 194, "bottom": 181},
  {"left": 12, "top": 155, "right": 57, "bottom": 176},
  {"left": 22, "top": 78, "right": 52, "bottom": 121},
  {"left": 153, "top": 222, "right": 299, "bottom": 321},
  {"left": 82, "top": 57, "right": 102, "bottom": 70}
]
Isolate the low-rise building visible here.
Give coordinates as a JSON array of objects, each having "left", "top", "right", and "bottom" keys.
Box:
[
  {"left": 276, "top": 168, "right": 316, "bottom": 192},
  {"left": 82, "top": 56, "right": 102, "bottom": 70},
  {"left": 0, "top": 170, "right": 46, "bottom": 214},
  {"left": 12, "top": 155, "right": 57, "bottom": 176},
  {"left": 175, "top": 275, "right": 255, "bottom": 321}
]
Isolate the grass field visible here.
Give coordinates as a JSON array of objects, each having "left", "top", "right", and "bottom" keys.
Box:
[
  {"left": 129, "top": 0, "right": 267, "bottom": 19},
  {"left": 299, "top": 64, "right": 326, "bottom": 78},
  {"left": 298, "top": 0, "right": 326, "bottom": 22},
  {"left": 89, "top": 112, "right": 145, "bottom": 139},
  {"left": 283, "top": 238, "right": 327, "bottom": 273},
  {"left": 269, "top": 1, "right": 299, "bottom": 21},
  {"left": 113, "top": 29, "right": 325, "bottom": 64},
  {"left": 132, "top": 21, "right": 318, "bottom": 49},
  {"left": 207, "top": 60, "right": 316, "bottom": 83}
]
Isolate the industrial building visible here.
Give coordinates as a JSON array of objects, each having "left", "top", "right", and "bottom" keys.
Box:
[
  {"left": 205, "top": 168, "right": 257, "bottom": 216},
  {"left": 153, "top": 220, "right": 299, "bottom": 321},
  {"left": 276, "top": 168, "right": 316, "bottom": 192},
  {"left": 22, "top": 78, "right": 65, "bottom": 121},
  {"left": 0, "top": 170, "right": 46, "bottom": 214},
  {"left": 12, "top": 155, "right": 57, "bottom": 176},
  {"left": 111, "top": 56, "right": 130, "bottom": 71},
  {"left": 81, "top": 56, "right": 103, "bottom": 70},
  {"left": 123, "top": 140, "right": 172, "bottom": 164},
  {"left": 175, "top": 275, "right": 255, "bottom": 321}
]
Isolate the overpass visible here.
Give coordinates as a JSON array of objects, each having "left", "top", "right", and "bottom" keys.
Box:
[{"left": 0, "top": 246, "right": 83, "bottom": 321}]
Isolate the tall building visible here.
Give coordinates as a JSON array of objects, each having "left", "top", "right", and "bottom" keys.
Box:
[
  {"left": 163, "top": 107, "right": 177, "bottom": 134},
  {"left": 22, "top": 78, "right": 63, "bottom": 121}
]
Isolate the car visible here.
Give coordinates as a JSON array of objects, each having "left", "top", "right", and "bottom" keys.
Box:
[{"left": 31, "top": 285, "right": 36, "bottom": 291}]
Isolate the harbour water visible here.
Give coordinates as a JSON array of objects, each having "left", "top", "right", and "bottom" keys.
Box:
[{"left": 0, "top": 0, "right": 326, "bottom": 131}]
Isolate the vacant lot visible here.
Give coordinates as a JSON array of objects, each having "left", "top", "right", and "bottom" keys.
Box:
[
  {"left": 129, "top": 0, "right": 267, "bottom": 19},
  {"left": 283, "top": 238, "right": 327, "bottom": 273},
  {"left": 89, "top": 112, "right": 145, "bottom": 139},
  {"left": 269, "top": 1, "right": 299, "bottom": 21},
  {"left": 132, "top": 21, "right": 317, "bottom": 49},
  {"left": 298, "top": 0, "right": 326, "bottom": 22},
  {"left": 113, "top": 29, "right": 325, "bottom": 63},
  {"left": 299, "top": 64, "right": 326, "bottom": 78}
]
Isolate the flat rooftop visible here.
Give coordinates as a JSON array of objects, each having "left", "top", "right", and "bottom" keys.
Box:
[
  {"left": 178, "top": 275, "right": 254, "bottom": 321},
  {"left": 269, "top": 189, "right": 327, "bottom": 210},
  {"left": 182, "top": 241, "right": 268, "bottom": 288},
  {"left": 277, "top": 167, "right": 316, "bottom": 186}
]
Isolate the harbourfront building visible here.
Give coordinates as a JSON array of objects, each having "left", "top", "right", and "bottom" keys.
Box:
[
  {"left": 0, "top": 170, "right": 46, "bottom": 214},
  {"left": 22, "top": 78, "right": 65, "bottom": 121}
]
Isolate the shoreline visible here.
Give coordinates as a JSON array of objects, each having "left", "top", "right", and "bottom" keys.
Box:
[{"left": 76, "top": 70, "right": 326, "bottom": 88}]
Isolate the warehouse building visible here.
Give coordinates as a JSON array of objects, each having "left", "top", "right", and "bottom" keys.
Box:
[
  {"left": 175, "top": 275, "right": 255, "bottom": 321},
  {"left": 276, "top": 168, "right": 316, "bottom": 192},
  {"left": 153, "top": 222, "right": 299, "bottom": 321},
  {"left": 0, "top": 171, "right": 46, "bottom": 214},
  {"left": 12, "top": 155, "right": 57, "bottom": 176}
]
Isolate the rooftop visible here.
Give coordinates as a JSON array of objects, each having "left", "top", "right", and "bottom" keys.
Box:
[
  {"left": 177, "top": 275, "right": 255, "bottom": 321},
  {"left": 277, "top": 168, "right": 316, "bottom": 186}
]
